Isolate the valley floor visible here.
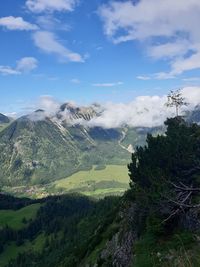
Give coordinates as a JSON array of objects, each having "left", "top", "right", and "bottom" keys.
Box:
[{"left": 2, "top": 165, "right": 129, "bottom": 199}]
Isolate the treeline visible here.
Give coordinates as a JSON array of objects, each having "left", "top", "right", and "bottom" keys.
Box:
[
  {"left": 0, "top": 194, "right": 120, "bottom": 267},
  {"left": 0, "top": 194, "right": 40, "bottom": 210}
]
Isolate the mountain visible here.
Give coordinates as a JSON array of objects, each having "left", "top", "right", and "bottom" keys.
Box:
[
  {"left": 0, "top": 105, "right": 130, "bottom": 186},
  {"left": 58, "top": 102, "right": 99, "bottom": 121},
  {"left": 1, "top": 118, "right": 200, "bottom": 267},
  {"left": 0, "top": 103, "right": 199, "bottom": 188},
  {"left": 187, "top": 104, "right": 200, "bottom": 124},
  {"left": 0, "top": 113, "right": 11, "bottom": 133},
  {"left": 0, "top": 113, "right": 10, "bottom": 124}
]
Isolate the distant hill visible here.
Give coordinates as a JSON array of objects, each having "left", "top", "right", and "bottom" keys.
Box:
[{"left": 0, "top": 113, "right": 10, "bottom": 124}]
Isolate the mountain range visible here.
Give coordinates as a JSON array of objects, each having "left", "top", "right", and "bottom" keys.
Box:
[{"left": 0, "top": 104, "right": 199, "bottom": 187}]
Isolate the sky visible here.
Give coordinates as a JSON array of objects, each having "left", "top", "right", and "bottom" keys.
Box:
[{"left": 0, "top": 0, "right": 200, "bottom": 117}]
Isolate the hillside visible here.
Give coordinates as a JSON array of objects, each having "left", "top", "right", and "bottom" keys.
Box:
[
  {"left": 0, "top": 115, "right": 81, "bottom": 186},
  {"left": 0, "top": 114, "right": 10, "bottom": 124},
  {"left": 1, "top": 117, "right": 200, "bottom": 267},
  {"left": 0, "top": 106, "right": 130, "bottom": 186},
  {"left": 0, "top": 114, "right": 11, "bottom": 132},
  {"left": 0, "top": 103, "right": 144, "bottom": 188},
  {"left": 0, "top": 103, "right": 199, "bottom": 190}
]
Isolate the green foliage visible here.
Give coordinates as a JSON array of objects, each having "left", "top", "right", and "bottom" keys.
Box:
[
  {"left": 0, "top": 204, "right": 41, "bottom": 230},
  {"left": 129, "top": 117, "right": 200, "bottom": 203},
  {"left": 0, "top": 194, "right": 120, "bottom": 267},
  {"left": 128, "top": 117, "right": 200, "bottom": 266},
  {"left": 0, "top": 117, "right": 130, "bottom": 187}
]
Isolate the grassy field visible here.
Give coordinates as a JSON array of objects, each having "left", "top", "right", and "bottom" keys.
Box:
[
  {"left": 0, "top": 203, "right": 41, "bottom": 230},
  {"left": 53, "top": 165, "right": 130, "bottom": 198},
  {"left": 2, "top": 165, "right": 130, "bottom": 199}
]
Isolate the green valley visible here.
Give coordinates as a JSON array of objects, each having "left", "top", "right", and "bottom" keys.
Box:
[
  {"left": 2, "top": 165, "right": 129, "bottom": 198},
  {"left": 53, "top": 165, "right": 129, "bottom": 197},
  {"left": 1, "top": 117, "right": 200, "bottom": 267}
]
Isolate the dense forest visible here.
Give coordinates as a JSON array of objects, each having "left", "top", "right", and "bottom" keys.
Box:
[{"left": 1, "top": 117, "right": 200, "bottom": 266}]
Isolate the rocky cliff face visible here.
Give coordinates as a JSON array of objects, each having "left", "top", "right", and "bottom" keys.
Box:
[
  {"left": 99, "top": 203, "right": 137, "bottom": 267},
  {"left": 58, "top": 102, "right": 100, "bottom": 122},
  {"left": 83, "top": 199, "right": 139, "bottom": 267}
]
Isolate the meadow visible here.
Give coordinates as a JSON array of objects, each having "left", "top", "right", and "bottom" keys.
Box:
[
  {"left": 53, "top": 165, "right": 130, "bottom": 198},
  {"left": 0, "top": 203, "right": 41, "bottom": 230}
]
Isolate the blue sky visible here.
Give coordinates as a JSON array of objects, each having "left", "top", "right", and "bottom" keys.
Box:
[{"left": 0, "top": 0, "right": 200, "bottom": 115}]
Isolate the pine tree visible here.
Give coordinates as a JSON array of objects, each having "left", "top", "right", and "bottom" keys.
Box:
[{"left": 166, "top": 89, "right": 188, "bottom": 116}]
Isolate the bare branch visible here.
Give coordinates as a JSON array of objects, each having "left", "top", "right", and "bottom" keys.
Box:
[
  {"left": 162, "top": 209, "right": 180, "bottom": 224},
  {"left": 169, "top": 181, "right": 200, "bottom": 192}
]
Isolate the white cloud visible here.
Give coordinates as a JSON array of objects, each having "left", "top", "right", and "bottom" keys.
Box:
[
  {"left": 71, "top": 78, "right": 80, "bottom": 84},
  {"left": 37, "top": 95, "right": 60, "bottom": 114},
  {"left": 0, "top": 16, "right": 38, "bottom": 30},
  {"left": 16, "top": 57, "right": 38, "bottom": 73},
  {"left": 33, "top": 31, "right": 84, "bottom": 62},
  {"left": 181, "top": 87, "right": 200, "bottom": 108},
  {"left": 148, "top": 40, "right": 191, "bottom": 60},
  {"left": 5, "top": 112, "right": 17, "bottom": 118},
  {"left": 99, "top": 0, "right": 200, "bottom": 76},
  {"left": 136, "top": 75, "right": 151, "bottom": 80},
  {"left": 87, "top": 87, "right": 200, "bottom": 128},
  {"left": 137, "top": 73, "right": 175, "bottom": 80},
  {"left": 27, "top": 95, "right": 62, "bottom": 121},
  {"left": 28, "top": 87, "right": 200, "bottom": 128},
  {"left": 183, "top": 77, "right": 200, "bottom": 82},
  {"left": 0, "top": 57, "right": 38, "bottom": 75},
  {"left": 0, "top": 66, "right": 20, "bottom": 75},
  {"left": 36, "top": 15, "right": 70, "bottom": 31},
  {"left": 26, "top": 0, "right": 78, "bottom": 13},
  {"left": 153, "top": 72, "right": 175, "bottom": 80},
  {"left": 88, "top": 96, "right": 171, "bottom": 128},
  {"left": 92, "top": 81, "right": 123, "bottom": 87}
]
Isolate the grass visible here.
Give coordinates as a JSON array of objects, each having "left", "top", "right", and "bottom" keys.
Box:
[
  {"left": 2, "top": 165, "right": 130, "bottom": 199},
  {"left": 0, "top": 232, "right": 46, "bottom": 267},
  {"left": 0, "top": 123, "right": 10, "bottom": 132},
  {"left": 53, "top": 165, "right": 130, "bottom": 198},
  {"left": 0, "top": 203, "right": 41, "bottom": 230}
]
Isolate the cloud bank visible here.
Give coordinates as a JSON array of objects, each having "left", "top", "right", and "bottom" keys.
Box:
[{"left": 29, "top": 87, "right": 200, "bottom": 128}]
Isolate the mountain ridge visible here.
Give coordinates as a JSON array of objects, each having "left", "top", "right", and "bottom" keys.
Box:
[{"left": 0, "top": 104, "right": 200, "bottom": 187}]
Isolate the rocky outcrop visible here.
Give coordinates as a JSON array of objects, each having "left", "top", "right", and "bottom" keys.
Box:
[{"left": 94, "top": 202, "right": 138, "bottom": 267}]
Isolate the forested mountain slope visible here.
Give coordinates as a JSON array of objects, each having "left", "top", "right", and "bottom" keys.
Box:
[
  {"left": 0, "top": 106, "right": 129, "bottom": 186},
  {"left": 1, "top": 117, "right": 200, "bottom": 266}
]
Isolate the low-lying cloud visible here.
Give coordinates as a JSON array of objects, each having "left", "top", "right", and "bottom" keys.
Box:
[{"left": 28, "top": 87, "right": 200, "bottom": 128}]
